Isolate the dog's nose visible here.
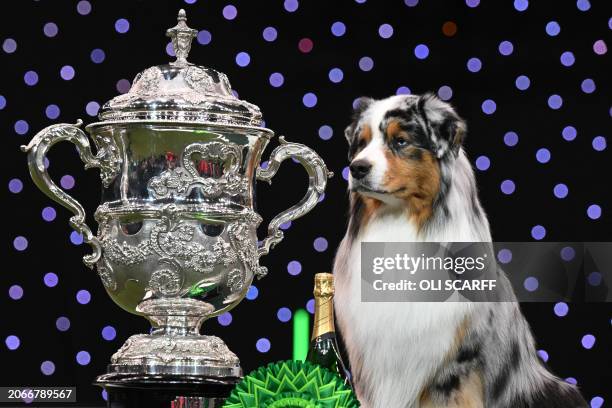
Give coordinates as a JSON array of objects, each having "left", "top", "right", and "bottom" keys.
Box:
[{"left": 349, "top": 160, "right": 372, "bottom": 179}]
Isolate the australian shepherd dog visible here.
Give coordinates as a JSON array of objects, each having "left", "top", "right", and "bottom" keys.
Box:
[{"left": 333, "top": 94, "right": 587, "bottom": 408}]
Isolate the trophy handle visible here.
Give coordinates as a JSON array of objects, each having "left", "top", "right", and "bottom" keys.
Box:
[
  {"left": 256, "top": 136, "right": 333, "bottom": 258},
  {"left": 20, "top": 120, "right": 108, "bottom": 268}
]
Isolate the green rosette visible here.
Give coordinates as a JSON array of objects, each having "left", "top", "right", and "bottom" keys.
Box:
[{"left": 223, "top": 360, "right": 360, "bottom": 408}]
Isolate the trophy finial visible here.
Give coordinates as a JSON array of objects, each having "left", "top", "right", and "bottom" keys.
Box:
[{"left": 166, "top": 9, "right": 198, "bottom": 66}]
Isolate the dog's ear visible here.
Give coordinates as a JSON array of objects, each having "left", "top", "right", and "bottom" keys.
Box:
[
  {"left": 417, "top": 93, "right": 466, "bottom": 158},
  {"left": 345, "top": 97, "right": 373, "bottom": 144}
]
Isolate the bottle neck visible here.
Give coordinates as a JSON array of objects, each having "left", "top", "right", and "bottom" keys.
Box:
[{"left": 312, "top": 294, "right": 335, "bottom": 340}]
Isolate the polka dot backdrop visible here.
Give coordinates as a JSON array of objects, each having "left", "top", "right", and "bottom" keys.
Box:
[{"left": 1, "top": 0, "right": 609, "bottom": 405}]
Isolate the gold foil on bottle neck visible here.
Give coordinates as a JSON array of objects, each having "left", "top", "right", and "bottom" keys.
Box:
[
  {"left": 314, "top": 272, "right": 334, "bottom": 298},
  {"left": 312, "top": 273, "right": 335, "bottom": 339}
]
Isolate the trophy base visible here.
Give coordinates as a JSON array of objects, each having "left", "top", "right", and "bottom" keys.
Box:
[{"left": 96, "top": 374, "right": 239, "bottom": 408}]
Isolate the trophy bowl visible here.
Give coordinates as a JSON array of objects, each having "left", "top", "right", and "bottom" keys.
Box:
[{"left": 21, "top": 10, "right": 331, "bottom": 383}]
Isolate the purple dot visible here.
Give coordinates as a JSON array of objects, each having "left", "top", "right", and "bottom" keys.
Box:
[
  {"left": 60, "top": 175, "right": 75, "bottom": 189},
  {"left": 465, "top": 0, "right": 480, "bottom": 7},
  {"left": 284, "top": 0, "right": 298, "bottom": 12},
  {"left": 46, "top": 104, "right": 60, "bottom": 119},
  {"left": 359, "top": 56, "right": 374, "bottom": 71},
  {"left": 396, "top": 86, "right": 411, "bottom": 95},
  {"left": 44, "top": 272, "right": 58, "bottom": 288},
  {"left": 546, "top": 21, "right": 560, "bottom": 36},
  {"left": 475, "top": 155, "right": 490, "bottom": 171},
  {"left": 77, "top": 1, "right": 92, "bottom": 15},
  {"left": 467, "top": 57, "right": 482, "bottom": 72},
  {"left": 70, "top": 231, "right": 84, "bottom": 245},
  {"left": 9, "top": 285, "right": 23, "bottom": 300},
  {"left": 500, "top": 180, "right": 515, "bottom": 195},
  {"left": 287, "top": 260, "right": 302, "bottom": 276},
  {"left": 3, "top": 38, "right": 17, "bottom": 53},
  {"left": 536, "top": 148, "right": 551, "bottom": 163},
  {"left": 497, "top": 249, "right": 512, "bottom": 264},
  {"left": 587, "top": 272, "right": 602, "bottom": 286},
  {"left": 536, "top": 349, "right": 548, "bottom": 362},
  {"left": 593, "top": 40, "right": 607, "bottom": 55},
  {"left": 86, "top": 101, "right": 100, "bottom": 116},
  {"left": 306, "top": 298, "right": 315, "bottom": 314},
  {"left": 102, "top": 389, "right": 108, "bottom": 401},
  {"left": 378, "top": 23, "right": 394, "bottom": 39},
  {"left": 560, "top": 246, "right": 575, "bottom": 261},
  {"left": 504, "top": 131, "right": 519, "bottom": 146},
  {"left": 222, "top": 5, "right": 238, "bottom": 20},
  {"left": 565, "top": 377, "right": 577, "bottom": 385},
  {"left": 5, "top": 335, "right": 20, "bottom": 350},
  {"left": 524, "top": 277, "right": 539, "bottom": 291},
  {"left": 581, "top": 334, "right": 595, "bottom": 349},
  {"left": 269, "top": 72, "right": 284, "bottom": 87},
  {"left": 60, "top": 65, "right": 75, "bottom": 80},
  {"left": 554, "top": 302, "right": 569, "bottom": 317},
  {"left": 197, "top": 30, "right": 212, "bottom": 45},
  {"left": 256, "top": 338, "right": 271, "bottom": 353},
  {"left": 262, "top": 26, "right": 277, "bottom": 42},
  {"left": 56, "top": 316, "right": 70, "bottom": 331},
  {"left": 587, "top": 204, "right": 601, "bottom": 220},
  {"left": 15, "top": 119, "right": 29, "bottom": 135},
  {"left": 90, "top": 48, "right": 105, "bottom": 63},
  {"left": 101, "top": 325, "right": 116, "bottom": 340},
  {"left": 438, "top": 85, "right": 453, "bottom": 101},
  {"left": 313, "top": 237, "right": 328, "bottom": 252},
  {"left": 481, "top": 99, "right": 496, "bottom": 114},
  {"left": 581, "top": 78, "right": 596, "bottom": 93},
  {"left": 9, "top": 178, "right": 23, "bottom": 193},
  {"left": 414, "top": 44, "right": 429, "bottom": 59},
  {"left": 531, "top": 225, "right": 546, "bottom": 240},
  {"left": 592, "top": 136, "right": 606, "bottom": 151},
  {"left": 553, "top": 183, "right": 568, "bottom": 198},
  {"left": 116, "top": 79, "right": 131, "bottom": 94},
  {"left": 13, "top": 236, "right": 28, "bottom": 251},
  {"left": 342, "top": 166, "right": 350, "bottom": 181},
  {"left": 280, "top": 220, "right": 292, "bottom": 230},
  {"left": 24, "top": 70, "right": 39, "bottom": 86},
  {"left": 562, "top": 126, "right": 577, "bottom": 141},
  {"left": 591, "top": 397, "right": 604, "bottom": 408},
  {"left": 277, "top": 307, "right": 292, "bottom": 322},
  {"left": 217, "top": 312, "right": 233, "bottom": 326},
  {"left": 246, "top": 285, "right": 258, "bottom": 300},
  {"left": 328, "top": 68, "right": 344, "bottom": 83},
  {"left": 43, "top": 22, "right": 59, "bottom": 38},
  {"left": 76, "top": 289, "right": 91, "bottom": 304},
  {"left": 41, "top": 361, "right": 55, "bottom": 375},
  {"left": 76, "top": 350, "right": 91, "bottom": 365},
  {"left": 405, "top": 0, "right": 420, "bottom": 6},
  {"left": 235, "top": 52, "right": 250, "bottom": 67},
  {"left": 515, "top": 75, "right": 530, "bottom": 90},
  {"left": 115, "top": 18, "right": 129, "bottom": 34},
  {"left": 576, "top": 0, "right": 590, "bottom": 11},
  {"left": 498, "top": 41, "right": 514, "bottom": 56},
  {"left": 166, "top": 42, "right": 175, "bottom": 57},
  {"left": 514, "top": 0, "right": 528, "bottom": 11},
  {"left": 319, "top": 125, "right": 333, "bottom": 140},
  {"left": 560, "top": 51, "right": 575, "bottom": 67},
  {"left": 0, "top": 95, "right": 5, "bottom": 109},
  {"left": 302, "top": 92, "right": 317, "bottom": 108},
  {"left": 331, "top": 21, "right": 346, "bottom": 37}
]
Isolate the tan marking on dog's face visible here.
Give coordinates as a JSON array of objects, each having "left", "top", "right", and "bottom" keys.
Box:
[
  {"left": 352, "top": 193, "right": 382, "bottom": 231},
  {"left": 381, "top": 146, "right": 441, "bottom": 231},
  {"left": 359, "top": 124, "right": 372, "bottom": 146},
  {"left": 384, "top": 119, "right": 413, "bottom": 145}
]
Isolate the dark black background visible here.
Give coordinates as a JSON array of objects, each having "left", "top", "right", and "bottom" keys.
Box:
[{"left": 1, "top": 0, "right": 610, "bottom": 406}]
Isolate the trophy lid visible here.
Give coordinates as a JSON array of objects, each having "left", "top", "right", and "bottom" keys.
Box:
[{"left": 98, "top": 9, "right": 264, "bottom": 128}]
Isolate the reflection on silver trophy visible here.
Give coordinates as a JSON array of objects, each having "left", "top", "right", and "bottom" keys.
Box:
[{"left": 21, "top": 10, "right": 331, "bottom": 382}]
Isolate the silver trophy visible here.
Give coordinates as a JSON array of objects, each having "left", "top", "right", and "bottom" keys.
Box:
[{"left": 21, "top": 10, "right": 331, "bottom": 383}]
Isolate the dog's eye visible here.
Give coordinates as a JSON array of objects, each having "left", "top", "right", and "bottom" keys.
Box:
[{"left": 394, "top": 137, "right": 410, "bottom": 148}]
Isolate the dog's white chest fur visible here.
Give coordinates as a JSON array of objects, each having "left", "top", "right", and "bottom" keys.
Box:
[{"left": 335, "top": 213, "right": 473, "bottom": 408}]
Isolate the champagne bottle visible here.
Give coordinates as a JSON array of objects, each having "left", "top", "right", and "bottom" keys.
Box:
[{"left": 306, "top": 273, "right": 352, "bottom": 386}]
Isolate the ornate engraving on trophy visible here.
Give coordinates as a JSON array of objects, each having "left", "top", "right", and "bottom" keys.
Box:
[{"left": 148, "top": 142, "right": 248, "bottom": 199}]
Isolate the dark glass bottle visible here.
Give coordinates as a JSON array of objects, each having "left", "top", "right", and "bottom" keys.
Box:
[{"left": 306, "top": 273, "right": 352, "bottom": 387}]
